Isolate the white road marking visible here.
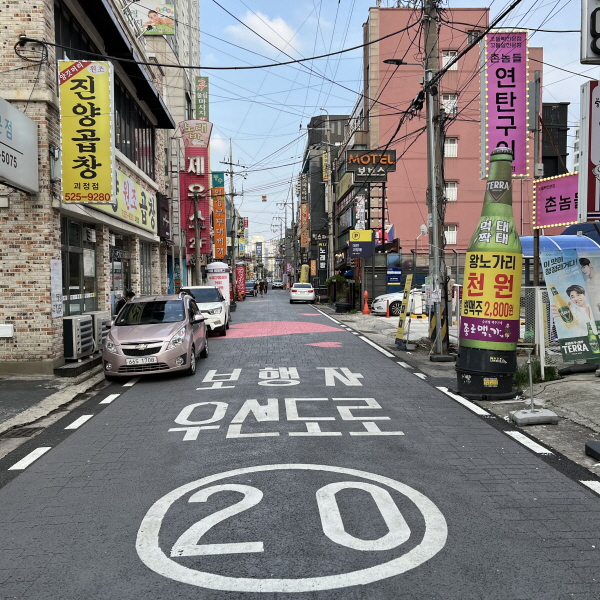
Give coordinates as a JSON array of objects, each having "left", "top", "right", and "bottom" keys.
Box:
[
  {"left": 358, "top": 336, "right": 394, "bottom": 357},
  {"left": 65, "top": 415, "right": 94, "bottom": 430},
  {"left": 397, "top": 361, "right": 412, "bottom": 369},
  {"left": 136, "top": 464, "right": 447, "bottom": 593},
  {"left": 100, "top": 394, "right": 120, "bottom": 404},
  {"left": 352, "top": 332, "right": 360, "bottom": 335},
  {"left": 312, "top": 308, "right": 341, "bottom": 324},
  {"left": 436, "top": 387, "right": 490, "bottom": 417},
  {"left": 8, "top": 447, "right": 52, "bottom": 470},
  {"left": 123, "top": 377, "right": 141, "bottom": 387},
  {"left": 581, "top": 481, "right": 600, "bottom": 495},
  {"left": 414, "top": 373, "right": 427, "bottom": 380},
  {"left": 504, "top": 431, "right": 553, "bottom": 455}
]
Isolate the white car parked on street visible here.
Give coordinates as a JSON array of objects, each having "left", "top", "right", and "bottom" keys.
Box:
[
  {"left": 289, "top": 283, "right": 315, "bottom": 304},
  {"left": 181, "top": 285, "right": 230, "bottom": 335},
  {"left": 371, "top": 289, "right": 424, "bottom": 316}
]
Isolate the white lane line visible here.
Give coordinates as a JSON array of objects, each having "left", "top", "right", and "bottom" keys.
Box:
[
  {"left": 504, "top": 431, "right": 553, "bottom": 455},
  {"left": 397, "top": 361, "right": 412, "bottom": 369},
  {"left": 312, "top": 308, "right": 341, "bottom": 324},
  {"left": 352, "top": 332, "right": 360, "bottom": 335},
  {"left": 123, "top": 377, "right": 141, "bottom": 387},
  {"left": 8, "top": 447, "right": 52, "bottom": 470},
  {"left": 581, "top": 481, "right": 600, "bottom": 495},
  {"left": 357, "top": 336, "right": 394, "bottom": 357},
  {"left": 100, "top": 394, "right": 120, "bottom": 405},
  {"left": 414, "top": 373, "right": 427, "bottom": 380},
  {"left": 436, "top": 387, "right": 490, "bottom": 417},
  {"left": 65, "top": 415, "right": 94, "bottom": 430}
]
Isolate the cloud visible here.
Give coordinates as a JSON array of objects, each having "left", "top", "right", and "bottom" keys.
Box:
[
  {"left": 210, "top": 133, "right": 229, "bottom": 163},
  {"left": 225, "top": 11, "right": 302, "bottom": 57}
]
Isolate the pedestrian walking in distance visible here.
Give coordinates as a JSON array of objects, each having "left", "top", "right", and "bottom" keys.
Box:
[
  {"left": 259, "top": 280, "right": 265, "bottom": 297},
  {"left": 253, "top": 281, "right": 259, "bottom": 297}
]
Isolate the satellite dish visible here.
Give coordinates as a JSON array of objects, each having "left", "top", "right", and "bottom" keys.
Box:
[{"left": 420, "top": 224, "right": 428, "bottom": 235}]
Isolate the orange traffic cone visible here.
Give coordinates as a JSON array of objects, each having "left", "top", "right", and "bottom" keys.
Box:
[
  {"left": 362, "top": 290, "right": 370, "bottom": 315},
  {"left": 385, "top": 299, "right": 390, "bottom": 318}
]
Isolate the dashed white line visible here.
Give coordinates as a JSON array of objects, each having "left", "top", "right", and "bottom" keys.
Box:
[
  {"left": 397, "top": 361, "right": 412, "bottom": 369},
  {"left": 352, "top": 332, "right": 360, "bottom": 335},
  {"left": 65, "top": 415, "right": 94, "bottom": 430},
  {"left": 312, "top": 308, "right": 341, "bottom": 324},
  {"left": 414, "top": 373, "right": 427, "bottom": 380},
  {"left": 8, "top": 447, "right": 52, "bottom": 470},
  {"left": 357, "top": 336, "right": 394, "bottom": 357},
  {"left": 436, "top": 387, "right": 490, "bottom": 417},
  {"left": 123, "top": 377, "right": 141, "bottom": 387},
  {"left": 100, "top": 393, "right": 120, "bottom": 404},
  {"left": 581, "top": 481, "right": 600, "bottom": 495},
  {"left": 504, "top": 431, "right": 553, "bottom": 455}
]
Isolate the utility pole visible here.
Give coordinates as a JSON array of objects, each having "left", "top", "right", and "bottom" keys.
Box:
[
  {"left": 323, "top": 112, "right": 335, "bottom": 279},
  {"left": 193, "top": 189, "right": 202, "bottom": 285},
  {"left": 424, "top": 0, "right": 449, "bottom": 358}
]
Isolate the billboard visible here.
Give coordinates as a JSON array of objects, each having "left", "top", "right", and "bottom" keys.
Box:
[
  {"left": 195, "top": 76, "right": 209, "bottom": 121},
  {"left": 483, "top": 32, "right": 529, "bottom": 177},
  {"left": 533, "top": 172, "right": 579, "bottom": 228},
  {"left": 129, "top": 4, "right": 175, "bottom": 35},
  {"left": 59, "top": 61, "right": 115, "bottom": 204},
  {"left": 212, "top": 172, "right": 227, "bottom": 260},
  {"left": 579, "top": 81, "right": 600, "bottom": 221}
]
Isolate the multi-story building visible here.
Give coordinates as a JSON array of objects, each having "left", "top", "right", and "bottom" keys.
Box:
[
  {"left": 542, "top": 102, "right": 570, "bottom": 177},
  {"left": 0, "top": 0, "right": 199, "bottom": 375}
]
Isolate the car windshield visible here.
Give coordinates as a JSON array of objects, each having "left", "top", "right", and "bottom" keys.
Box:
[
  {"left": 293, "top": 284, "right": 311, "bottom": 289},
  {"left": 186, "top": 288, "right": 220, "bottom": 303},
  {"left": 115, "top": 300, "right": 185, "bottom": 325}
]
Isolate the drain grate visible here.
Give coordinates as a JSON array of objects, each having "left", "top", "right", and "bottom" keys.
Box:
[{"left": 0, "top": 427, "right": 45, "bottom": 439}]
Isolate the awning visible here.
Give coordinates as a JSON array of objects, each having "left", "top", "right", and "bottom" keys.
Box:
[
  {"left": 520, "top": 235, "right": 600, "bottom": 258},
  {"left": 96, "top": 0, "right": 175, "bottom": 129}
]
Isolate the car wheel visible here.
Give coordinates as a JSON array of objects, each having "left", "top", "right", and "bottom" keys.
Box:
[
  {"left": 219, "top": 325, "right": 227, "bottom": 336},
  {"left": 200, "top": 336, "right": 209, "bottom": 359},
  {"left": 289, "top": 299, "right": 293, "bottom": 304},
  {"left": 104, "top": 374, "right": 119, "bottom": 382},
  {"left": 389, "top": 301, "right": 402, "bottom": 316},
  {"left": 185, "top": 345, "right": 196, "bottom": 376},
  {"left": 226, "top": 319, "right": 230, "bottom": 330}
]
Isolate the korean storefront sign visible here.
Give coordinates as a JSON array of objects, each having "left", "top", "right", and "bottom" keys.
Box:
[
  {"left": 579, "top": 80, "right": 600, "bottom": 222},
  {"left": 179, "top": 121, "right": 212, "bottom": 259},
  {"left": 94, "top": 169, "right": 157, "bottom": 233},
  {"left": 0, "top": 97, "right": 39, "bottom": 193},
  {"left": 483, "top": 32, "right": 529, "bottom": 177},
  {"left": 542, "top": 249, "right": 600, "bottom": 361},
  {"left": 300, "top": 203, "right": 310, "bottom": 248},
  {"left": 318, "top": 244, "right": 327, "bottom": 270},
  {"left": 533, "top": 172, "right": 579, "bottom": 228},
  {"left": 59, "top": 61, "right": 115, "bottom": 204},
  {"left": 345, "top": 150, "right": 396, "bottom": 183},
  {"left": 212, "top": 172, "right": 226, "bottom": 260},
  {"left": 195, "top": 76, "right": 209, "bottom": 121}
]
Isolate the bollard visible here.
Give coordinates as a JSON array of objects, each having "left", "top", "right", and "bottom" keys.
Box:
[
  {"left": 362, "top": 290, "right": 370, "bottom": 315},
  {"left": 385, "top": 299, "right": 390, "bottom": 319}
]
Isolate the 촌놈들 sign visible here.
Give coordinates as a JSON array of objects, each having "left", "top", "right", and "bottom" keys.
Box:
[
  {"left": 483, "top": 31, "right": 529, "bottom": 177},
  {"left": 533, "top": 172, "right": 578, "bottom": 228}
]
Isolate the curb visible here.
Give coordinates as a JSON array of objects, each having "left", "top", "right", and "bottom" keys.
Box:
[{"left": 0, "top": 366, "right": 105, "bottom": 437}]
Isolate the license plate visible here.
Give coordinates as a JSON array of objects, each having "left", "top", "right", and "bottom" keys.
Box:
[{"left": 125, "top": 357, "right": 157, "bottom": 365}]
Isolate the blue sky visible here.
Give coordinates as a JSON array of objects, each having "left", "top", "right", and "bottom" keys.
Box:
[{"left": 198, "top": 0, "right": 593, "bottom": 242}]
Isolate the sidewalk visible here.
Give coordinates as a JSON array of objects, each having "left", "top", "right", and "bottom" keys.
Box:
[{"left": 319, "top": 305, "right": 600, "bottom": 474}]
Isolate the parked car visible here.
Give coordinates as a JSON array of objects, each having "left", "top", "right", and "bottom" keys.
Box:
[
  {"left": 246, "top": 281, "right": 257, "bottom": 297},
  {"left": 290, "top": 283, "right": 315, "bottom": 304},
  {"left": 272, "top": 278, "right": 284, "bottom": 289},
  {"left": 181, "top": 285, "right": 230, "bottom": 336},
  {"left": 102, "top": 294, "right": 208, "bottom": 381},
  {"left": 371, "top": 289, "right": 424, "bottom": 316}
]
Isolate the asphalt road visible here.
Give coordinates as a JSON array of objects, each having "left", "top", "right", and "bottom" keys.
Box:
[{"left": 2, "top": 291, "right": 600, "bottom": 599}]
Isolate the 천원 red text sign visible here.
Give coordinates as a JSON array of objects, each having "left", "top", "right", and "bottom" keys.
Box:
[{"left": 484, "top": 31, "right": 529, "bottom": 177}]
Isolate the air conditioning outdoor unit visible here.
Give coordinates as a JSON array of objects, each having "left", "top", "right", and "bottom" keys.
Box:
[
  {"left": 63, "top": 315, "right": 95, "bottom": 360},
  {"left": 85, "top": 310, "right": 111, "bottom": 352}
]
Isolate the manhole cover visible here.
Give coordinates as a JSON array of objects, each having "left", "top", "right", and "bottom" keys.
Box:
[{"left": 0, "top": 427, "right": 45, "bottom": 439}]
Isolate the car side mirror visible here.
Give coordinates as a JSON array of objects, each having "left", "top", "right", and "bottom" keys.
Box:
[{"left": 193, "top": 314, "right": 204, "bottom": 323}]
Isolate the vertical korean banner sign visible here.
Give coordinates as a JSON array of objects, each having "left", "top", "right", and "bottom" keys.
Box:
[
  {"left": 179, "top": 121, "right": 212, "bottom": 261},
  {"left": 542, "top": 250, "right": 600, "bottom": 361},
  {"left": 484, "top": 32, "right": 529, "bottom": 177},
  {"left": 59, "top": 61, "right": 115, "bottom": 203},
  {"left": 211, "top": 172, "right": 226, "bottom": 259},
  {"left": 580, "top": 80, "right": 600, "bottom": 222},
  {"left": 195, "top": 76, "right": 209, "bottom": 121},
  {"left": 533, "top": 173, "right": 579, "bottom": 228}
]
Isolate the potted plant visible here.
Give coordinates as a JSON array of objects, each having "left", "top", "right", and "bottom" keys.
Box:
[{"left": 326, "top": 275, "right": 351, "bottom": 313}]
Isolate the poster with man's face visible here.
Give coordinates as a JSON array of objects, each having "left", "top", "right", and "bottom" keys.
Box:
[
  {"left": 128, "top": 4, "right": 175, "bottom": 35},
  {"left": 578, "top": 251, "right": 600, "bottom": 328}
]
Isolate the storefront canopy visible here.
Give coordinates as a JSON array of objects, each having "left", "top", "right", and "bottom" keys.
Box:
[{"left": 520, "top": 235, "right": 600, "bottom": 258}]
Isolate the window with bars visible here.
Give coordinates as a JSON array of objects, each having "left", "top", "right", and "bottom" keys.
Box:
[
  {"left": 442, "top": 94, "right": 458, "bottom": 115},
  {"left": 468, "top": 30, "right": 484, "bottom": 44},
  {"left": 445, "top": 181, "right": 458, "bottom": 202},
  {"left": 442, "top": 50, "right": 458, "bottom": 70},
  {"left": 444, "top": 225, "right": 457, "bottom": 245},
  {"left": 444, "top": 137, "right": 458, "bottom": 157}
]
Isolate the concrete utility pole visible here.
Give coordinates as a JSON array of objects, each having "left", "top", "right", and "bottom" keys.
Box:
[
  {"left": 228, "top": 140, "right": 238, "bottom": 300},
  {"left": 423, "top": 0, "right": 449, "bottom": 358}
]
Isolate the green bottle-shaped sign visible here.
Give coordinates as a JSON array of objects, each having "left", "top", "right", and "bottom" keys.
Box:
[
  {"left": 550, "top": 284, "right": 574, "bottom": 325},
  {"left": 587, "top": 323, "right": 600, "bottom": 354},
  {"left": 459, "top": 148, "right": 523, "bottom": 351}
]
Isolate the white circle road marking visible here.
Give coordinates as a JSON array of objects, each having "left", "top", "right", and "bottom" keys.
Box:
[{"left": 136, "top": 464, "right": 447, "bottom": 593}]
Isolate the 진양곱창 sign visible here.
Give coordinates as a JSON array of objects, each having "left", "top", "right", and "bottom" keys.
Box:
[{"left": 59, "top": 61, "right": 115, "bottom": 204}]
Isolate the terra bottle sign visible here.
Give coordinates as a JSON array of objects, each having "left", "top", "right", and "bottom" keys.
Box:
[{"left": 459, "top": 148, "right": 523, "bottom": 351}]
